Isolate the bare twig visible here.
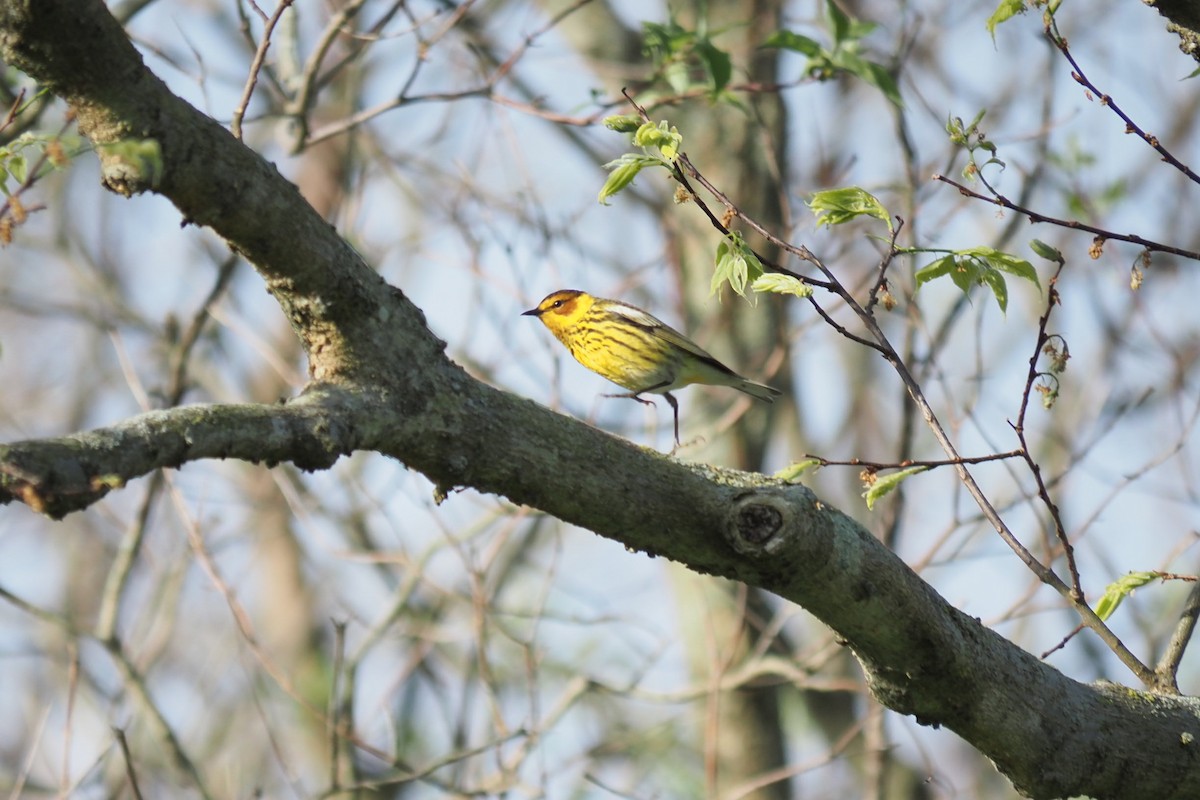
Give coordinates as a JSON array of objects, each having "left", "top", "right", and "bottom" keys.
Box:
[
  {"left": 113, "top": 727, "right": 146, "bottom": 800},
  {"left": 61, "top": 641, "right": 79, "bottom": 796},
  {"left": 95, "top": 255, "right": 234, "bottom": 644},
  {"left": 287, "top": 0, "right": 374, "bottom": 143},
  {"left": 329, "top": 619, "right": 347, "bottom": 791},
  {"left": 166, "top": 254, "right": 239, "bottom": 404},
  {"left": 864, "top": 216, "right": 905, "bottom": 315},
  {"left": 231, "top": 0, "right": 294, "bottom": 140},
  {"left": 301, "top": 0, "right": 597, "bottom": 148},
  {"left": 808, "top": 449, "right": 1025, "bottom": 470},
  {"left": 1156, "top": 578, "right": 1200, "bottom": 692},
  {"left": 1047, "top": 19, "right": 1200, "bottom": 189},
  {"left": 1041, "top": 623, "right": 1085, "bottom": 660},
  {"left": 106, "top": 645, "right": 212, "bottom": 800},
  {"left": 934, "top": 173, "right": 1200, "bottom": 263},
  {"left": 9, "top": 706, "right": 50, "bottom": 800},
  {"left": 1010, "top": 263, "right": 1082, "bottom": 599}
]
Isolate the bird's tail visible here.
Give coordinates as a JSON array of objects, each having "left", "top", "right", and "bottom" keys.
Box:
[{"left": 734, "top": 379, "right": 782, "bottom": 403}]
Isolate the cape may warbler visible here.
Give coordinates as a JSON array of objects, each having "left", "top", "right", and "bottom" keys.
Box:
[{"left": 522, "top": 289, "right": 781, "bottom": 444}]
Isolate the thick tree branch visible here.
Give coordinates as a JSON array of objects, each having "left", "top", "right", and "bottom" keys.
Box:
[
  {"left": 0, "top": 387, "right": 357, "bottom": 518},
  {"left": 3, "top": 2, "right": 1200, "bottom": 798},
  {"left": 1142, "top": 0, "right": 1200, "bottom": 62}
]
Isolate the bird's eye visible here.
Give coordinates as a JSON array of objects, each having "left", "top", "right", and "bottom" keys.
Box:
[{"left": 552, "top": 300, "right": 563, "bottom": 309}]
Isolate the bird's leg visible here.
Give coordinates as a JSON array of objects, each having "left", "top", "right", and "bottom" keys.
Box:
[
  {"left": 602, "top": 382, "right": 678, "bottom": 448},
  {"left": 602, "top": 391, "right": 657, "bottom": 413},
  {"left": 663, "top": 392, "right": 681, "bottom": 450}
]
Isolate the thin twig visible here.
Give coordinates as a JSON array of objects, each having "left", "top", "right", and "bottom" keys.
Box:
[
  {"left": 808, "top": 449, "right": 1025, "bottom": 470},
  {"left": 287, "top": 0, "right": 371, "bottom": 144},
  {"left": 231, "top": 0, "right": 295, "bottom": 140},
  {"left": 329, "top": 619, "right": 347, "bottom": 791},
  {"left": 301, "top": 0, "right": 597, "bottom": 148},
  {"left": 1010, "top": 262, "right": 1083, "bottom": 599},
  {"left": 106, "top": 644, "right": 213, "bottom": 800},
  {"left": 864, "top": 216, "right": 905, "bottom": 315},
  {"left": 167, "top": 254, "right": 239, "bottom": 404},
  {"left": 61, "top": 641, "right": 79, "bottom": 796},
  {"left": 1047, "top": 19, "right": 1200, "bottom": 189},
  {"left": 8, "top": 705, "right": 50, "bottom": 800},
  {"left": 113, "top": 727, "right": 146, "bottom": 800},
  {"left": 94, "top": 257, "right": 235, "bottom": 643},
  {"left": 0, "top": 87, "right": 26, "bottom": 130},
  {"left": 1041, "top": 623, "right": 1085, "bottom": 659},
  {"left": 1156, "top": 578, "right": 1200, "bottom": 692},
  {"left": 934, "top": 173, "right": 1200, "bottom": 263}
]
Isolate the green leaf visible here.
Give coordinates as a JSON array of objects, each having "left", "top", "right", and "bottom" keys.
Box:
[
  {"left": 864, "top": 466, "right": 928, "bottom": 510},
  {"left": 946, "top": 115, "right": 966, "bottom": 145},
  {"left": 863, "top": 61, "right": 903, "bottom": 108},
  {"left": 602, "top": 114, "right": 642, "bottom": 133},
  {"left": 987, "top": 0, "right": 1027, "bottom": 42},
  {"left": 633, "top": 121, "right": 683, "bottom": 160},
  {"left": 946, "top": 109, "right": 996, "bottom": 158},
  {"left": 641, "top": 19, "right": 736, "bottom": 101},
  {"left": 762, "top": 30, "right": 822, "bottom": 56},
  {"left": 695, "top": 38, "right": 732, "bottom": 94},
  {"left": 727, "top": 253, "right": 750, "bottom": 297},
  {"left": 642, "top": 20, "right": 690, "bottom": 64},
  {"left": 961, "top": 246, "right": 1040, "bottom": 289},
  {"left": 829, "top": 49, "right": 870, "bottom": 79},
  {"left": 826, "top": 0, "right": 852, "bottom": 44},
  {"left": 775, "top": 460, "right": 822, "bottom": 482},
  {"left": 597, "top": 153, "right": 660, "bottom": 205},
  {"left": 664, "top": 60, "right": 691, "bottom": 95},
  {"left": 751, "top": 273, "right": 813, "bottom": 298},
  {"left": 767, "top": 15, "right": 896, "bottom": 97},
  {"left": 808, "top": 187, "right": 893, "bottom": 231},
  {"left": 915, "top": 254, "right": 980, "bottom": 298},
  {"left": 914, "top": 254, "right": 957, "bottom": 288},
  {"left": 712, "top": 239, "right": 736, "bottom": 297},
  {"left": 948, "top": 257, "right": 980, "bottom": 296},
  {"left": 1029, "top": 239, "right": 1064, "bottom": 265},
  {"left": 916, "top": 248, "right": 1039, "bottom": 313},
  {"left": 846, "top": 19, "right": 878, "bottom": 39},
  {"left": 1094, "top": 571, "right": 1158, "bottom": 621},
  {"left": 980, "top": 266, "right": 1009, "bottom": 313},
  {"left": 711, "top": 233, "right": 764, "bottom": 299},
  {"left": 6, "top": 154, "right": 26, "bottom": 184}
]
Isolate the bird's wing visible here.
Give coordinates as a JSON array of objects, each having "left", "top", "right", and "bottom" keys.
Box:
[{"left": 606, "top": 302, "right": 736, "bottom": 375}]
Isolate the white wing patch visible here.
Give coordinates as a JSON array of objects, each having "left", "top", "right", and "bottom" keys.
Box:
[{"left": 606, "top": 302, "right": 662, "bottom": 330}]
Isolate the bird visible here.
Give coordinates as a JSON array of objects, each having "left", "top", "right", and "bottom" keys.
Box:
[{"left": 522, "top": 289, "right": 781, "bottom": 446}]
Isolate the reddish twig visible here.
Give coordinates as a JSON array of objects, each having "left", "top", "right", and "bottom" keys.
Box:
[
  {"left": 865, "top": 215, "right": 905, "bottom": 315},
  {"left": 1010, "top": 262, "right": 1082, "bottom": 599},
  {"left": 934, "top": 173, "right": 1200, "bottom": 263},
  {"left": 1047, "top": 20, "right": 1200, "bottom": 189}
]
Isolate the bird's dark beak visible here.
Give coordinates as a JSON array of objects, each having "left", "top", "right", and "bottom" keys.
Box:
[{"left": 521, "top": 307, "right": 541, "bottom": 317}]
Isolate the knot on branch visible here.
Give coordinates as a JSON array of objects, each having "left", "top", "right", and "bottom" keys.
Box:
[
  {"left": 97, "top": 139, "right": 163, "bottom": 197},
  {"left": 725, "top": 492, "right": 791, "bottom": 556}
]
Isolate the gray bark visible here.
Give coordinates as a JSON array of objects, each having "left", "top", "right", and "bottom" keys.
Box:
[{"left": 2, "top": 2, "right": 1200, "bottom": 798}]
